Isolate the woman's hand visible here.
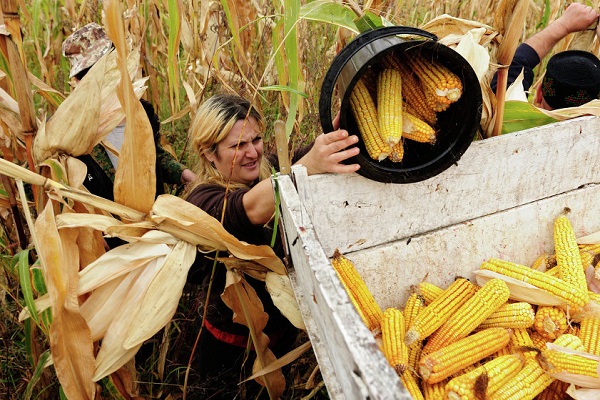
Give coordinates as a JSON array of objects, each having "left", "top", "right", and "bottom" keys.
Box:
[{"left": 298, "top": 129, "right": 360, "bottom": 175}]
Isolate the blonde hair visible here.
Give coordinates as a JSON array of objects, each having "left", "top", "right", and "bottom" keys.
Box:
[{"left": 187, "top": 93, "right": 272, "bottom": 191}]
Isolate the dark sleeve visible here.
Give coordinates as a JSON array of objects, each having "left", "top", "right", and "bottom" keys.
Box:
[
  {"left": 156, "top": 144, "right": 186, "bottom": 184},
  {"left": 490, "top": 43, "right": 541, "bottom": 93}
]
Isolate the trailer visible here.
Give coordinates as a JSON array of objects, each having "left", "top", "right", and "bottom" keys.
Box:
[{"left": 277, "top": 116, "right": 600, "bottom": 399}]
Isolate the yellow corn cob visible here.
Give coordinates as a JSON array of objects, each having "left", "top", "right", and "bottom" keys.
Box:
[
  {"left": 400, "top": 369, "right": 424, "bottom": 400},
  {"left": 580, "top": 250, "right": 595, "bottom": 269},
  {"left": 377, "top": 68, "right": 403, "bottom": 146},
  {"left": 403, "top": 293, "right": 425, "bottom": 375},
  {"left": 481, "top": 258, "right": 589, "bottom": 307},
  {"left": 509, "top": 328, "right": 538, "bottom": 361},
  {"left": 383, "top": 55, "right": 438, "bottom": 125},
  {"left": 544, "top": 267, "right": 560, "bottom": 278},
  {"left": 445, "top": 354, "right": 524, "bottom": 400},
  {"left": 536, "top": 379, "right": 570, "bottom": 400},
  {"left": 402, "top": 111, "right": 436, "bottom": 144},
  {"left": 579, "top": 316, "right": 600, "bottom": 355},
  {"left": 387, "top": 140, "right": 404, "bottom": 163},
  {"left": 422, "top": 278, "right": 510, "bottom": 354},
  {"left": 477, "top": 301, "right": 535, "bottom": 330},
  {"left": 349, "top": 78, "right": 391, "bottom": 161},
  {"left": 554, "top": 215, "right": 590, "bottom": 302},
  {"left": 538, "top": 347, "right": 600, "bottom": 378},
  {"left": 415, "top": 281, "right": 444, "bottom": 304},
  {"left": 579, "top": 243, "right": 600, "bottom": 254},
  {"left": 406, "top": 56, "right": 463, "bottom": 112},
  {"left": 530, "top": 330, "right": 552, "bottom": 351},
  {"left": 487, "top": 360, "right": 554, "bottom": 400},
  {"left": 418, "top": 328, "right": 511, "bottom": 384},
  {"left": 553, "top": 333, "right": 585, "bottom": 351},
  {"left": 405, "top": 278, "right": 477, "bottom": 346},
  {"left": 381, "top": 307, "right": 408, "bottom": 375},
  {"left": 331, "top": 249, "right": 383, "bottom": 332},
  {"left": 422, "top": 380, "right": 447, "bottom": 400},
  {"left": 533, "top": 306, "right": 568, "bottom": 340}
]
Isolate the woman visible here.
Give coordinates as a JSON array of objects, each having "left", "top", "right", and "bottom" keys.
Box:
[{"left": 183, "top": 93, "right": 359, "bottom": 396}]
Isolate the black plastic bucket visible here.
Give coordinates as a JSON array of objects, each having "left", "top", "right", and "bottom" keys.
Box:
[{"left": 319, "top": 26, "right": 482, "bottom": 184}]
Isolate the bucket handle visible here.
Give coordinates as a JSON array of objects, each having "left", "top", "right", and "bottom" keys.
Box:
[{"left": 319, "top": 26, "right": 438, "bottom": 134}]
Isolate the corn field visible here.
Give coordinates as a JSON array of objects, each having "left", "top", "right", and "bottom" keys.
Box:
[{"left": 1, "top": 0, "right": 600, "bottom": 399}]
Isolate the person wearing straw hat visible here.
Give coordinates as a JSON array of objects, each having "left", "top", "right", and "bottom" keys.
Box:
[
  {"left": 62, "top": 22, "right": 196, "bottom": 202},
  {"left": 491, "top": 3, "right": 600, "bottom": 110},
  {"left": 181, "top": 93, "right": 359, "bottom": 397}
]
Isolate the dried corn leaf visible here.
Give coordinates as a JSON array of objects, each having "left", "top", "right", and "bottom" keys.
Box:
[
  {"left": 105, "top": 0, "right": 156, "bottom": 214},
  {"left": 421, "top": 14, "right": 497, "bottom": 42},
  {"left": 22, "top": 240, "right": 171, "bottom": 319},
  {"left": 123, "top": 240, "right": 196, "bottom": 349},
  {"left": 244, "top": 341, "right": 312, "bottom": 382},
  {"left": 0, "top": 156, "right": 145, "bottom": 221},
  {"left": 151, "top": 194, "right": 285, "bottom": 274},
  {"left": 33, "top": 56, "right": 102, "bottom": 163},
  {"left": 0, "top": 85, "right": 23, "bottom": 138},
  {"left": 106, "top": 228, "right": 177, "bottom": 244},
  {"left": 32, "top": 44, "right": 145, "bottom": 165},
  {"left": 56, "top": 212, "right": 124, "bottom": 232},
  {"left": 216, "top": 256, "right": 269, "bottom": 281},
  {"left": 35, "top": 203, "right": 96, "bottom": 399},
  {"left": 265, "top": 272, "right": 306, "bottom": 330},
  {"left": 93, "top": 256, "right": 165, "bottom": 381},
  {"left": 541, "top": 99, "right": 600, "bottom": 120},
  {"left": 222, "top": 270, "right": 285, "bottom": 398}
]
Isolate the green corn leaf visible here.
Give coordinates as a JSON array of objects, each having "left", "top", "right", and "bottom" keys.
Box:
[
  {"left": 167, "top": 0, "right": 181, "bottom": 113},
  {"left": 259, "top": 85, "right": 308, "bottom": 97},
  {"left": 284, "top": 0, "right": 301, "bottom": 139},
  {"left": 23, "top": 350, "right": 51, "bottom": 400},
  {"left": 502, "top": 100, "right": 558, "bottom": 134},
  {"left": 300, "top": 1, "right": 359, "bottom": 33},
  {"left": 31, "top": 260, "right": 47, "bottom": 295},
  {"left": 17, "top": 249, "right": 39, "bottom": 325},
  {"left": 353, "top": 11, "right": 384, "bottom": 33}
]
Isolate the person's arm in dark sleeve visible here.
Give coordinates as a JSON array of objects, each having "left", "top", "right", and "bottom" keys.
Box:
[
  {"left": 490, "top": 43, "right": 540, "bottom": 93},
  {"left": 156, "top": 144, "right": 195, "bottom": 184}
]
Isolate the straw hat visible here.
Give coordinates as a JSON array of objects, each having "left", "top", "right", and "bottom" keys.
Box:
[
  {"left": 541, "top": 50, "right": 600, "bottom": 109},
  {"left": 62, "top": 22, "right": 113, "bottom": 78}
]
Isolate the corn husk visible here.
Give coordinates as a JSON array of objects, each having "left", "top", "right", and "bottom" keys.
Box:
[
  {"left": 544, "top": 343, "right": 600, "bottom": 388},
  {"left": 93, "top": 255, "right": 164, "bottom": 381},
  {"left": 80, "top": 271, "right": 141, "bottom": 341},
  {"left": 79, "top": 241, "right": 171, "bottom": 294},
  {"left": 577, "top": 230, "right": 600, "bottom": 245},
  {"left": 473, "top": 269, "right": 566, "bottom": 306},
  {"left": 123, "top": 240, "right": 196, "bottom": 349}
]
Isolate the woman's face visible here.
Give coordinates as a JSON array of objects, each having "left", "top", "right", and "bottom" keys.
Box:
[{"left": 207, "top": 117, "right": 263, "bottom": 185}]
